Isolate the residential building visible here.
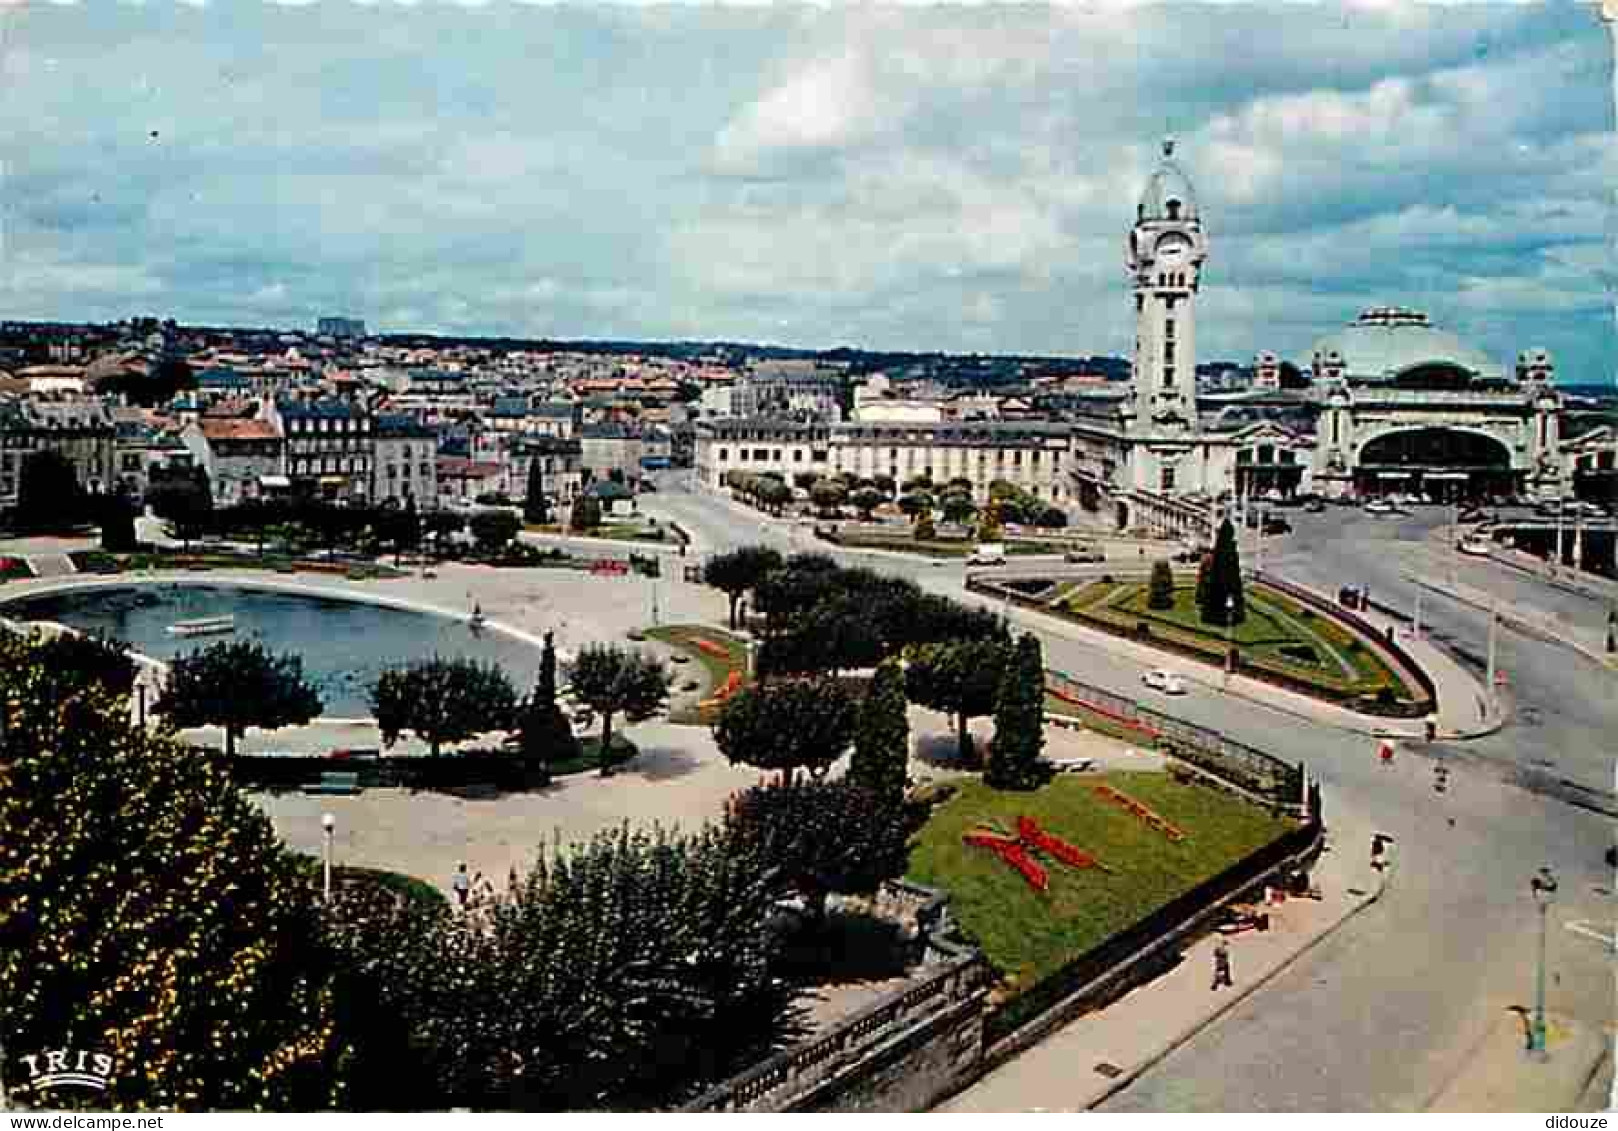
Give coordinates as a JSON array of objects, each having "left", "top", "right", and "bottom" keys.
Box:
[
  {"left": 181, "top": 417, "right": 285, "bottom": 507},
  {"left": 372, "top": 414, "right": 439, "bottom": 507},
  {"left": 0, "top": 397, "right": 117, "bottom": 513},
  {"left": 262, "top": 397, "right": 373, "bottom": 502}
]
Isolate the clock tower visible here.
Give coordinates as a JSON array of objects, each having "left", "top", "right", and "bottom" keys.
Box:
[{"left": 1126, "top": 138, "right": 1207, "bottom": 434}]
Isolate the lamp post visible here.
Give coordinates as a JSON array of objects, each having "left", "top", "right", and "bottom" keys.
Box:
[
  {"left": 1224, "top": 593, "right": 1236, "bottom": 690},
  {"left": 1486, "top": 599, "right": 1500, "bottom": 718},
  {"left": 321, "top": 812, "right": 336, "bottom": 902},
  {"left": 1530, "top": 865, "right": 1559, "bottom": 1060}
]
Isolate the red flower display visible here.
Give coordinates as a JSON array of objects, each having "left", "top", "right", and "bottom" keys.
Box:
[
  {"left": 1091, "top": 784, "right": 1186, "bottom": 842},
  {"left": 963, "top": 817, "right": 1110, "bottom": 892}
]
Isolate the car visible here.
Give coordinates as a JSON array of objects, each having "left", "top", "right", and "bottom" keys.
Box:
[
  {"left": 1458, "top": 536, "right": 1494, "bottom": 557},
  {"left": 1142, "top": 668, "right": 1187, "bottom": 695},
  {"left": 1363, "top": 499, "right": 1395, "bottom": 515},
  {"left": 1303, "top": 498, "right": 1326, "bottom": 514},
  {"left": 1261, "top": 516, "right": 1291, "bottom": 535},
  {"left": 1063, "top": 546, "right": 1106, "bottom": 564},
  {"left": 1457, "top": 506, "right": 1489, "bottom": 524}
]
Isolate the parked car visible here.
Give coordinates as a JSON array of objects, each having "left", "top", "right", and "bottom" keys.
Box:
[
  {"left": 1142, "top": 668, "right": 1187, "bottom": 695},
  {"left": 1458, "top": 536, "right": 1494, "bottom": 557},
  {"left": 1063, "top": 546, "right": 1106, "bottom": 564},
  {"left": 967, "top": 542, "right": 1007, "bottom": 566},
  {"left": 1363, "top": 499, "right": 1395, "bottom": 515},
  {"left": 1303, "top": 498, "right": 1326, "bottom": 514}
]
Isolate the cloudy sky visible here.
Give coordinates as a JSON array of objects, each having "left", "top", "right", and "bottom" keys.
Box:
[{"left": 1, "top": 1, "right": 1615, "bottom": 381}]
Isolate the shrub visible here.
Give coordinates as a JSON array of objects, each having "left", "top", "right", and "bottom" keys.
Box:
[
  {"left": 1345, "top": 639, "right": 1363, "bottom": 654},
  {"left": 1147, "top": 560, "right": 1175, "bottom": 610}
]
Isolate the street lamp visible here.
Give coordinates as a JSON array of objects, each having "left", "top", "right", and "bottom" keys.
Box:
[
  {"left": 322, "top": 812, "right": 336, "bottom": 902},
  {"left": 1223, "top": 594, "right": 1236, "bottom": 689},
  {"left": 1530, "top": 865, "right": 1559, "bottom": 1060}
]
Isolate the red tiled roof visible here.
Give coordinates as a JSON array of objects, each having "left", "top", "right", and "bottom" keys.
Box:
[
  {"left": 436, "top": 457, "right": 502, "bottom": 479},
  {"left": 199, "top": 418, "right": 281, "bottom": 441}
]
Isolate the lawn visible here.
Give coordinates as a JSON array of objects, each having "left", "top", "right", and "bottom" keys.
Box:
[
  {"left": 1066, "top": 579, "right": 1417, "bottom": 702},
  {"left": 527, "top": 522, "right": 666, "bottom": 543},
  {"left": 906, "top": 773, "right": 1295, "bottom": 994},
  {"left": 644, "top": 624, "right": 750, "bottom": 725}
]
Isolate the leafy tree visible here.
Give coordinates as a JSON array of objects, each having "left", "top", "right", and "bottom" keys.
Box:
[
  {"left": 903, "top": 638, "right": 1007, "bottom": 765},
  {"left": 393, "top": 497, "right": 422, "bottom": 563},
  {"left": 849, "top": 659, "right": 910, "bottom": 804},
  {"left": 1199, "top": 517, "right": 1246, "bottom": 627},
  {"left": 514, "top": 631, "right": 579, "bottom": 783},
  {"left": 714, "top": 676, "right": 856, "bottom": 782},
  {"left": 325, "top": 822, "right": 795, "bottom": 1109},
  {"left": 0, "top": 632, "right": 345, "bottom": 1109},
  {"left": 870, "top": 473, "right": 897, "bottom": 498},
  {"left": 757, "top": 598, "right": 883, "bottom": 676},
  {"left": 901, "top": 474, "right": 933, "bottom": 494},
  {"left": 902, "top": 593, "right": 1010, "bottom": 650},
  {"left": 424, "top": 509, "right": 465, "bottom": 550},
  {"left": 703, "top": 544, "right": 783, "bottom": 629},
  {"left": 1195, "top": 548, "right": 1212, "bottom": 610},
  {"left": 469, "top": 509, "right": 521, "bottom": 552},
  {"left": 372, "top": 656, "right": 518, "bottom": 759},
  {"left": 792, "top": 471, "right": 819, "bottom": 491},
  {"left": 946, "top": 476, "right": 974, "bottom": 493},
  {"left": 569, "top": 493, "right": 603, "bottom": 532},
  {"left": 723, "top": 778, "right": 913, "bottom": 924},
  {"left": 16, "top": 449, "right": 87, "bottom": 533},
  {"left": 523, "top": 458, "right": 549, "bottom": 525},
  {"left": 567, "top": 644, "right": 669, "bottom": 775},
  {"left": 147, "top": 468, "right": 213, "bottom": 550},
  {"left": 913, "top": 512, "right": 936, "bottom": 541},
  {"left": 99, "top": 357, "right": 197, "bottom": 408},
  {"left": 975, "top": 502, "right": 1003, "bottom": 542},
  {"left": 849, "top": 487, "right": 884, "bottom": 520},
  {"left": 1148, "top": 559, "right": 1176, "bottom": 610},
  {"left": 755, "top": 477, "right": 792, "bottom": 516},
  {"left": 27, "top": 629, "right": 138, "bottom": 702},
  {"left": 157, "top": 639, "right": 323, "bottom": 758},
  {"left": 940, "top": 491, "right": 976, "bottom": 526},
  {"left": 897, "top": 491, "right": 933, "bottom": 519},
  {"left": 1036, "top": 505, "right": 1068, "bottom": 529},
  {"left": 98, "top": 485, "right": 138, "bottom": 552},
  {"left": 986, "top": 633, "right": 1046, "bottom": 790},
  {"left": 809, "top": 479, "right": 847, "bottom": 516}
]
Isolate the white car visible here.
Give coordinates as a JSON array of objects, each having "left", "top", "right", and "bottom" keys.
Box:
[
  {"left": 1363, "top": 499, "right": 1394, "bottom": 515},
  {"left": 1142, "top": 668, "right": 1187, "bottom": 695},
  {"left": 1458, "top": 536, "right": 1494, "bottom": 557}
]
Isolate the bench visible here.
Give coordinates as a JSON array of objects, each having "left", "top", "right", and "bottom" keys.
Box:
[{"left": 303, "top": 771, "right": 361, "bottom": 796}]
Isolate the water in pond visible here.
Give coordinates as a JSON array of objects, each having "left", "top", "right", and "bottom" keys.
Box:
[{"left": 1, "top": 584, "right": 544, "bottom": 718}]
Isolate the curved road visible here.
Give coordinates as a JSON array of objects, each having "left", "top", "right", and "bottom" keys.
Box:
[{"left": 647, "top": 475, "right": 1618, "bottom": 1111}]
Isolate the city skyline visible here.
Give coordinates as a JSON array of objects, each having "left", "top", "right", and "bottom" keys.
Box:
[{"left": 1, "top": 2, "right": 1614, "bottom": 380}]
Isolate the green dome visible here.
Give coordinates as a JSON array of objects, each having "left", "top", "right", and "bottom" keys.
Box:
[{"left": 1310, "top": 308, "right": 1505, "bottom": 385}]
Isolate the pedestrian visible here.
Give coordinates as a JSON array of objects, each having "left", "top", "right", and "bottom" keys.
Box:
[
  {"left": 1378, "top": 740, "right": 1395, "bottom": 767},
  {"left": 1211, "top": 938, "right": 1233, "bottom": 990},
  {"left": 1424, "top": 720, "right": 1437, "bottom": 743},
  {"left": 452, "top": 862, "right": 470, "bottom": 907}
]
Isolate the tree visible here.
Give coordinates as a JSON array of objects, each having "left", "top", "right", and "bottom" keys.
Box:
[
  {"left": 986, "top": 633, "right": 1046, "bottom": 790},
  {"left": 809, "top": 479, "right": 847, "bottom": 517},
  {"left": 371, "top": 656, "right": 518, "bottom": 759},
  {"left": 0, "top": 633, "right": 346, "bottom": 1110},
  {"left": 913, "top": 512, "right": 936, "bottom": 541},
  {"left": 1148, "top": 559, "right": 1176, "bottom": 610},
  {"left": 27, "top": 628, "right": 138, "bottom": 702},
  {"left": 902, "top": 474, "right": 933, "bottom": 494},
  {"left": 903, "top": 638, "right": 1006, "bottom": 765},
  {"left": 940, "top": 491, "right": 976, "bottom": 526},
  {"left": 757, "top": 598, "right": 883, "bottom": 676},
  {"left": 897, "top": 491, "right": 933, "bottom": 519},
  {"left": 1035, "top": 505, "right": 1068, "bottom": 529},
  {"left": 723, "top": 778, "right": 912, "bottom": 924},
  {"left": 157, "top": 639, "right": 323, "bottom": 758},
  {"left": 424, "top": 509, "right": 465, "bottom": 552},
  {"left": 792, "top": 471, "right": 819, "bottom": 492},
  {"left": 703, "top": 544, "right": 783, "bottom": 629},
  {"left": 99, "top": 485, "right": 138, "bottom": 552},
  {"left": 523, "top": 458, "right": 549, "bottom": 525},
  {"left": 714, "top": 676, "right": 856, "bottom": 782},
  {"left": 1199, "top": 517, "right": 1246, "bottom": 628},
  {"left": 394, "top": 496, "right": 422, "bottom": 563},
  {"left": 849, "top": 659, "right": 909, "bottom": 804},
  {"left": 567, "top": 644, "right": 670, "bottom": 775},
  {"left": 147, "top": 468, "right": 213, "bottom": 550},
  {"left": 326, "top": 822, "right": 795, "bottom": 1109},
  {"left": 1194, "top": 548, "right": 1212, "bottom": 610},
  {"left": 514, "top": 631, "right": 579, "bottom": 783},
  {"left": 569, "top": 493, "right": 603, "bottom": 532},
  {"left": 470, "top": 509, "right": 521, "bottom": 552},
  {"left": 16, "top": 449, "right": 86, "bottom": 533},
  {"left": 849, "top": 487, "right": 884, "bottom": 521},
  {"left": 870, "top": 473, "right": 897, "bottom": 498}
]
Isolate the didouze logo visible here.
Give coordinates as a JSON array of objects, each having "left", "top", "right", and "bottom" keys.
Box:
[{"left": 18, "top": 1048, "right": 113, "bottom": 1093}]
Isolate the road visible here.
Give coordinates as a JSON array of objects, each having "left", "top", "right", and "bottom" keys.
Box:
[{"left": 645, "top": 474, "right": 1618, "bottom": 1111}]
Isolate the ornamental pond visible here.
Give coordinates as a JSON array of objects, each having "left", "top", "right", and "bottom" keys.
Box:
[{"left": 1, "top": 582, "right": 545, "bottom": 718}]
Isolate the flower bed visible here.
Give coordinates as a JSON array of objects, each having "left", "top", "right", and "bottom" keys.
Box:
[{"left": 1092, "top": 783, "right": 1186, "bottom": 842}]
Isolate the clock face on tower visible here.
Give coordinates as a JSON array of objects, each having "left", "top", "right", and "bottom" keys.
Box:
[{"left": 1155, "top": 232, "right": 1192, "bottom": 263}]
